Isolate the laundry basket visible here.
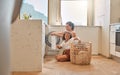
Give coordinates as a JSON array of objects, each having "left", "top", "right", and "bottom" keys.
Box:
[{"left": 70, "top": 42, "right": 92, "bottom": 65}]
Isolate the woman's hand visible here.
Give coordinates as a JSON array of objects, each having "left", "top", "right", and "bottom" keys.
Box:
[
  {"left": 51, "top": 32, "right": 56, "bottom": 36},
  {"left": 73, "top": 37, "right": 81, "bottom": 43},
  {"left": 56, "top": 45, "right": 62, "bottom": 49}
]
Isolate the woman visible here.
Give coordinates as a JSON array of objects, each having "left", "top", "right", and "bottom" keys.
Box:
[
  {"left": 56, "top": 32, "right": 72, "bottom": 62},
  {"left": 56, "top": 32, "right": 81, "bottom": 62},
  {"left": 51, "top": 21, "right": 76, "bottom": 37}
]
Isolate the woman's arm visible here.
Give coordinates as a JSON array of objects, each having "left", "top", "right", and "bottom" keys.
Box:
[
  {"left": 51, "top": 32, "right": 64, "bottom": 37},
  {"left": 56, "top": 41, "right": 65, "bottom": 49},
  {"left": 74, "top": 37, "right": 81, "bottom": 43},
  {"left": 71, "top": 31, "right": 76, "bottom": 37},
  {"left": 69, "top": 37, "right": 81, "bottom": 44}
]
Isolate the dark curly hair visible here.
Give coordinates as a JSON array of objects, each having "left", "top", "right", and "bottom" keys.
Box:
[
  {"left": 66, "top": 21, "right": 75, "bottom": 30},
  {"left": 62, "top": 32, "right": 72, "bottom": 40}
]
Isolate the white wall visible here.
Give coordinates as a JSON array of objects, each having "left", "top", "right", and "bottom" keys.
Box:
[
  {"left": 110, "top": 0, "right": 120, "bottom": 23},
  {"left": 49, "top": 26, "right": 101, "bottom": 55},
  {"left": 94, "top": 0, "right": 110, "bottom": 57},
  {"left": 11, "top": 20, "right": 45, "bottom": 71}
]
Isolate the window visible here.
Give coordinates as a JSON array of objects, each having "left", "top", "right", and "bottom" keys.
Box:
[
  {"left": 20, "top": 0, "right": 48, "bottom": 24},
  {"left": 61, "top": 0, "right": 88, "bottom": 26}
]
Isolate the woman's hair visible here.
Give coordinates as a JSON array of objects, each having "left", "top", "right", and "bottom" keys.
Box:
[
  {"left": 62, "top": 32, "right": 72, "bottom": 40},
  {"left": 66, "top": 21, "right": 75, "bottom": 30}
]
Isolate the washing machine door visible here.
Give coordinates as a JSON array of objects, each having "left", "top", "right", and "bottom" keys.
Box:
[{"left": 12, "top": 0, "right": 22, "bottom": 23}]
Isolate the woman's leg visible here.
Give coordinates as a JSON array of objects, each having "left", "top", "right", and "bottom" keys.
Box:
[{"left": 56, "top": 55, "right": 69, "bottom": 62}]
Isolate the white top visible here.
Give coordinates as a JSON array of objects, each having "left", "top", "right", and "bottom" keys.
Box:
[
  {"left": 60, "top": 40, "right": 71, "bottom": 49},
  {"left": 60, "top": 38, "right": 79, "bottom": 49}
]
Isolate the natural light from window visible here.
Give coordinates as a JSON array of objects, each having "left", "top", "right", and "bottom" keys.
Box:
[
  {"left": 61, "top": 0, "right": 88, "bottom": 26},
  {"left": 20, "top": 0, "right": 48, "bottom": 24}
]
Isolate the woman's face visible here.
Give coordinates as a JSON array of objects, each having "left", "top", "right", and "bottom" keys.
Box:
[
  {"left": 65, "top": 33, "right": 71, "bottom": 40},
  {"left": 65, "top": 24, "right": 72, "bottom": 31}
]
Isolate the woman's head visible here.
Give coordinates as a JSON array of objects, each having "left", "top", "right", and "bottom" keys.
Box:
[
  {"left": 62, "top": 32, "right": 72, "bottom": 41},
  {"left": 65, "top": 21, "right": 74, "bottom": 31}
]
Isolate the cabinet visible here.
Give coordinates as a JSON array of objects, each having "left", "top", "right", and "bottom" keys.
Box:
[
  {"left": 110, "top": 24, "right": 120, "bottom": 57},
  {"left": 110, "top": 25, "right": 116, "bottom": 55},
  {"left": 11, "top": 20, "right": 45, "bottom": 71}
]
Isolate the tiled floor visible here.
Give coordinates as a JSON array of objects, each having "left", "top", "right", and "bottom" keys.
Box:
[{"left": 12, "top": 55, "right": 120, "bottom": 75}]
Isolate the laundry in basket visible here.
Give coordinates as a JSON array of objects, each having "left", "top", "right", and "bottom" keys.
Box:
[{"left": 70, "top": 42, "right": 92, "bottom": 65}]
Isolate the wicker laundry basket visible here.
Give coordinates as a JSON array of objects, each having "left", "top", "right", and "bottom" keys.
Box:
[{"left": 70, "top": 42, "right": 92, "bottom": 65}]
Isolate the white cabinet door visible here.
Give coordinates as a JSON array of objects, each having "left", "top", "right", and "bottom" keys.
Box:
[
  {"left": 110, "top": 25, "right": 116, "bottom": 31},
  {"left": 110, "top": 31, "right": 115, "bottom": 43},
  {"left": 110, "top": 43, "right": 116, "bottom": 55},
  {"left": 110, "top": 25, "right": 116, "bottom": 55}
]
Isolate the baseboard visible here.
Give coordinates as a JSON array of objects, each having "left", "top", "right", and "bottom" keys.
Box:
[
  {"left": 98, "top": 53, "right": 112, "bottom": 59},
  {"left": 111, "top": 55, "right": 120, "bottom": 63},
  {"left": 45, "top": 49, "right": 59, "bottom": 56}
]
